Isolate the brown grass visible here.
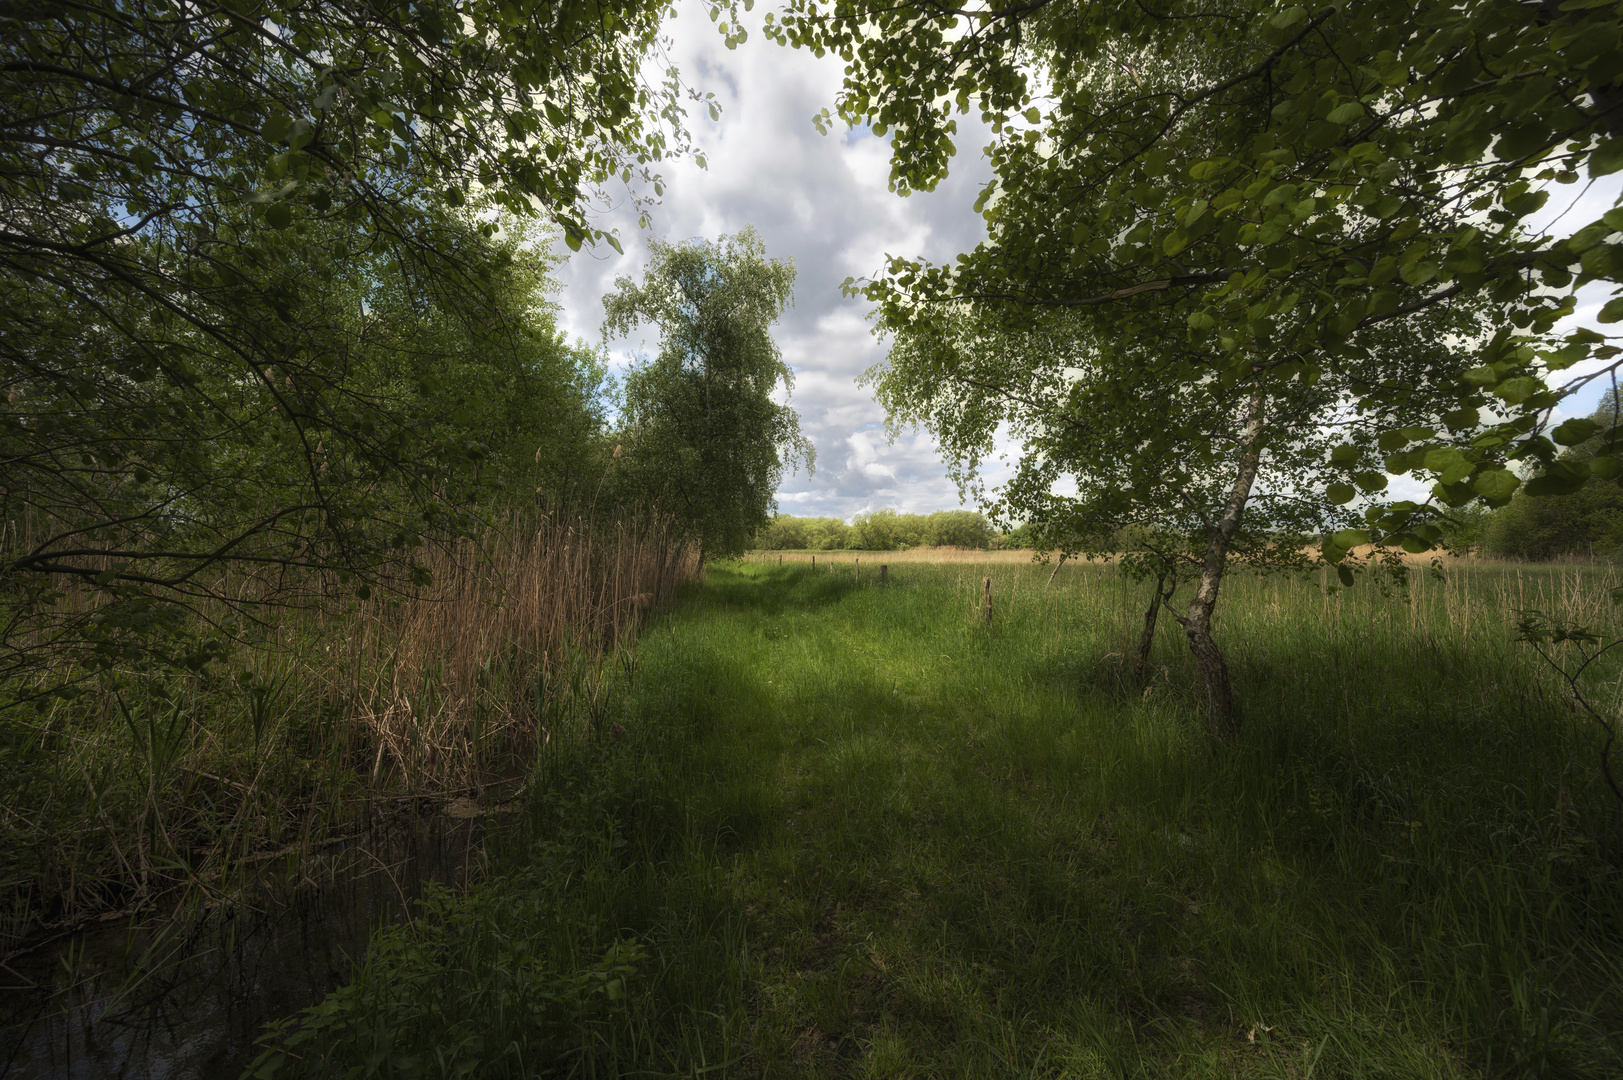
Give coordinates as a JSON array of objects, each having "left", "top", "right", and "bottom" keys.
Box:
[
  {"left": 315, "top": 513, "right": 698, "bottom": 788},
  {"left": 0, "top": 512, "right": 698, "bottom": 947}
]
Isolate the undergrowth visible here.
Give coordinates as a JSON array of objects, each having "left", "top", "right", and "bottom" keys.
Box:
[{"left": 252, "top": 559, "right": 1623, "bottom": 1079}]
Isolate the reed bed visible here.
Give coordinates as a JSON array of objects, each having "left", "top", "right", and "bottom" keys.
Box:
[
  {"left": 325, "top": 513, "right": 696, "bottom": 788},
  {"left": 0, "top": 513, "right": 696, "bottom": 957}
]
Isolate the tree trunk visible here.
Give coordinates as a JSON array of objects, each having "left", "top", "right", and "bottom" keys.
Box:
[
  {"left": 1134, "top": 568, "right": 1176, "bottom": 681},
  {"left": 1181, "top": 387, "right": 1267, "bottom": 739}
]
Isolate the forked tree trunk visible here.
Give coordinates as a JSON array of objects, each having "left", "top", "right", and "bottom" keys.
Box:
[{"left": 1180, "top": 387, "right": 1267, "bottom": 739}]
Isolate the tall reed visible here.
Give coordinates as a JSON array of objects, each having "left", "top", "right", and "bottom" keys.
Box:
[
  {"left": 321, "top": 512, "right": 696, "bottom": 789},
  {"left": 0, "top": 511, "right": 696, "bottom": 955}
]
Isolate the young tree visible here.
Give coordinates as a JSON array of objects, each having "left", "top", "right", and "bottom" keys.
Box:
[
  {"left": 774, "top": 0, "right": 1623, "bottom": 733},
  {"left": 872, "top": 294, "right": 1483, "bottom": 733},
  {"left": 604, "top": 228, "right": 814, "bottom": 559}
]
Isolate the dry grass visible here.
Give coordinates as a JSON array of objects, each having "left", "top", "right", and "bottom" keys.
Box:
[
  {"left": 0, "top": 512, "right": 699, "bottom": 947},
  {"left": 302, "top": 513, "right": 698, "bottom": 788}
]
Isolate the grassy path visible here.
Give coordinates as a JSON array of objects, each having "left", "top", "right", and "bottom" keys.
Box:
[{"left": 262, "top": 559, "right": 1623, "bottom": 1078}]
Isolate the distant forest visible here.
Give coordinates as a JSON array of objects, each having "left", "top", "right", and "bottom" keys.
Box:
[{"left": 753, "top": 509, "right": 1025, "bottom": 551}]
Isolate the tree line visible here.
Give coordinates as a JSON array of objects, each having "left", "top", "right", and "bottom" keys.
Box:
[{"left": 755, "top": 509, "right": 999, "bottom": 550}]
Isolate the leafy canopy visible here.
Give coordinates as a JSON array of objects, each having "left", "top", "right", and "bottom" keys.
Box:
[
  {"left": 773, "top": 0, "right": 1623, "bottom": 550},
  {"left": 0, "top": 0, "right": 730, "bottom": 699},
  {"left": 605, "top": 228, "right": 814, "bottom": 559}
]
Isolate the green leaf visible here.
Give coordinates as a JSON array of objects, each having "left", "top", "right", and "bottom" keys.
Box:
[
  {"left": 1269, "top": 6, "right": 1308, "bottom": 30},
  {"left": 1330, "top": 444, "right": 1359, "bottom": 466},
  {"left": 1591, "top": 455, "right": 1621, "bottom": 479},
  {"left": 1598, "top": 296, "right": 1623, "bottom": 324},
  {"left": 1443, "top": 407, "right": 1480, "bottom": 431},
  {"left": 265, "top": 202, "right": 293, "bottom": 230},
  {"left": 1472, "top": 469, "right": 1519, "bottom": 501},
  {"left": 1332, "top": 528, "right": 1369, "bottom": 550},
  {"left": 1024, "top": 107, "right": 1042, "bottom": 125},
  {"left": 1590, "top": 137, "right": 1623, "bottom": 178},
  {"left": 1327, "top": 482, "right": 1356, "bottom": 504},
  {"left": 1326, "top": 102, "right": 1365, "bottom": 124},
  {"left": 1524, "top": 460, "right": 1590, "bottom": 497},
  {"left": 1337, "top": 563, "right": 1355, "bottom": 587},
  {"left": 1552, "top": 418, "right": 1598, "bottom": 446}
]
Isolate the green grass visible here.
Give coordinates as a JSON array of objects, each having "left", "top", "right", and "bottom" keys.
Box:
[{"left": 255, "top": 559, "right": 1623, "bottom": 1079}]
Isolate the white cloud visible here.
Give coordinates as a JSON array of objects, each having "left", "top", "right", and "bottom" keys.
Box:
[{"left": 553, "top": 0, "right": 992, "bottom": 522}]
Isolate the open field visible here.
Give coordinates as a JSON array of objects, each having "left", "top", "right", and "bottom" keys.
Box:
[
  {"left": 748, "top": 545, "right": 1611, "bottom": 568},
  {"left": 748, "top": 547, "right": 1054, "bottom": 564},
  {"left": 258, "top": 558, "right": 1623, "bottom": 1078}
]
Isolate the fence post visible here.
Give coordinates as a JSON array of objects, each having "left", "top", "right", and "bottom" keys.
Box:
[
  {"left": 983, "top": 576, "right": 993, "bottom": 625},
  {"left": 856, "top": 557, "right": 860, "bottom": 583},
  {"left": 811, "top": 555, "right": 815, "bottom": 570},
  {"left": 880, "top": 564, "right": 888, "bottom": 586}
]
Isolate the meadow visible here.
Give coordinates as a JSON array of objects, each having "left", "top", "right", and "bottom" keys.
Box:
[{"left": 252, "top": 554, "right": 1623, "bottom": 1079}]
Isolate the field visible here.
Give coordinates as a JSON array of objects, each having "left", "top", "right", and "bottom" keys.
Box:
[{"left": 257, "top": 557, "right": 1623, "bottom": 1079}]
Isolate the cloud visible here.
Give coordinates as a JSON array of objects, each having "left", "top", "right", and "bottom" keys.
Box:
[
  {"left": 556, "top": 5, "right": 1623, "bottom": 523},
  {"left": 553, "top": 0, "right": 993, "bottom": 521}
]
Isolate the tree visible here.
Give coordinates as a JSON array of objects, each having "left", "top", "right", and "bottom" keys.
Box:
[
  {"left": 604, "top": 228, "right": 814, "bottom": 559},
  {"left": 774, "top": 0, "right": 1623, "bottom": 734},
  {"left": 1485, "top": 391, "right": 1623, "bottom": 559},
  {"left": 0, "top": 0, "right": 732, "bottom": 701},
  {"left": 870, "top": 290, "right": 1482, "bottom": 732}
]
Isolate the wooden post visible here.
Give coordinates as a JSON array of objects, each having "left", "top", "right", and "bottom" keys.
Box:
[
  {"left": 1046, "top": 551, "right": 1067, "bottom": 587},
  {"left": 880, "top": 564, "right": 888, "bottom": 586},
  {"left": 812, "top": 555, "right": 815, "bottom": 570},
  {"left": 778, "top": 555, "right": 782, "bottom": 566},
  {"left": 856, "top": 557, "right": 860, "bottom": 582},
  {"left": 983, "top": 576, "right": 993, "bottom": 625}
]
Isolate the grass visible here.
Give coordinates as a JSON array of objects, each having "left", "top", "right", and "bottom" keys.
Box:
[
  {"left": 255, "top": 558, "right": 1623, "bottom": 1078},
  {"left": 0, "top": 514, "right": 695, "bottom": 955}
]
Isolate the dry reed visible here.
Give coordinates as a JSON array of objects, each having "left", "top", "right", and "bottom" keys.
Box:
[{"left": 312, "top": 513, "right": 698, "bottom": 788}]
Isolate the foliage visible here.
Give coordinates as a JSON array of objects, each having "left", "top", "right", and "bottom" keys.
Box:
[
  {"left": 267, "top": 560, "right": 1623, "bottom": 1077},
  {"left": 752, "top": 509, "right": 995, "bottom": 549},
  {"left": 773, "top": 0, "right": 1623, "bottom": 732},
  {"left": 1483, "top": 392, "right": 1623, "bottom": 559},
  {"left": 774, "top": 0, "right": 1623, "bottom": 521},
  {"left": 0, "top": 0, "right": 724, "bottom": 703},
  {"left": 1484, "top": 479, "right": 1623, "bottom": 560},
  {"left": 604, "top": 228, "right": 814, "bottom": 559}
]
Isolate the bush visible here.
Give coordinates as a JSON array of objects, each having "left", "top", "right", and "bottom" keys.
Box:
[{"left": 1482, "top": 480, "right": 1623, "bottom": 560}]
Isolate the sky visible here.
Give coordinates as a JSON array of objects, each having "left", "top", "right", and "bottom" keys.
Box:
[
  {"left": 551, "top": 1, "right": 1623, "bottom": 520},
  {"left": 551, "top": 1, "right": 998, "bottom": 522}
]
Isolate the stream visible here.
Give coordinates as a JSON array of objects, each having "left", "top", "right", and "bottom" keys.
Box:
[{"left": 0, "top": 797, "right": 517, "bottom": 1079}]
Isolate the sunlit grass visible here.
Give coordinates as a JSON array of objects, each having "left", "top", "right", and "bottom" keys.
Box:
[{"left": 259, "top": 558, "right": 1623, "bottom": 1079}]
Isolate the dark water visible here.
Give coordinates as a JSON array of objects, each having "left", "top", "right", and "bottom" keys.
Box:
[{"left": 0, "top": 802, "right": 513, "bottom": 1079}]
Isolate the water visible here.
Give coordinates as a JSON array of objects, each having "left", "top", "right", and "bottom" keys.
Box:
[{"left": 0, "top": 800, "right": 516, "bottom": 1079}]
